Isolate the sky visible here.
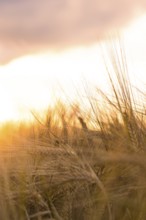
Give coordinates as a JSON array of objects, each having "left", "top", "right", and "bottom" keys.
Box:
[{"left": 0, "top": 0, "right": 146, "bottom": 122}]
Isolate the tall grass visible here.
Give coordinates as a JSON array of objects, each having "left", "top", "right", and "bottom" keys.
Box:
[{"left": 0, "top": 40, "right": 146, "bottom": 220}]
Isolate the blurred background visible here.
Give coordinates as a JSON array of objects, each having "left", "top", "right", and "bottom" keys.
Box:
[{"left": 0, "top": 0, "right": 146, "bottom": 122}]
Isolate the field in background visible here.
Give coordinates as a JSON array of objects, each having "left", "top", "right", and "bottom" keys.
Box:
[{"left": 0, "top": 41, "right": 146, "bottom": 220}]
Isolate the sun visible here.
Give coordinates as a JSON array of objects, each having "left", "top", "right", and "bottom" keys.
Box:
[{"left": 0, "top": 46, "right": 108, "bottom": 122}]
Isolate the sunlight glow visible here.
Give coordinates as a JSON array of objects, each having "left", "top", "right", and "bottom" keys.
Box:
[
  {"left": 0, "top": 46, "right": 108, "bottom": 122},
  {"left": 0, "top": 14, "right": 146, "bottom": 122}
]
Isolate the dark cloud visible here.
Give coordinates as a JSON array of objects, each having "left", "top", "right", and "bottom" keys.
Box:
[{"left": 0, "top": 0, "right": 145, "bottom": 64}]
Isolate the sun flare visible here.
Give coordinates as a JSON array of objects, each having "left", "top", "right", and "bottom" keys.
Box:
[
  {"left": 0, "top": 46, "right": 108, "bottom": 122},
  {"left": 0, "top": 14, "right": 146, "bottom": 122}
]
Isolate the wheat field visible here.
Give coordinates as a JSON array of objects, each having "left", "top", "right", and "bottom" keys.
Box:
[{"left": 0, "top": 42, "right": 146, "bottom": 220}]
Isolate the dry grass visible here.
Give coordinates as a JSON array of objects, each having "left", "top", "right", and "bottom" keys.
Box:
[{"left": 0, "top": 40, "right": 146, "bottom": 220}]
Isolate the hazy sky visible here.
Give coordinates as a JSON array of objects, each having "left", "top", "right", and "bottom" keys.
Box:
[
  {"left": 0, "top": 1, "right": 146, "bottom": 122},
  {"left": 0, "top": 0, "right": 146, "bottom": 64}
]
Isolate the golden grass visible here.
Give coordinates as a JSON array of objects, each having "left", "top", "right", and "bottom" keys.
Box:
[{"left": 0, "top": 40, "right": 146, "bottom": 220}]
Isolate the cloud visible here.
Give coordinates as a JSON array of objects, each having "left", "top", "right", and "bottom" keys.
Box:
[{"left": 0, "top": 0, "right": 146, "bottom": 64}]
